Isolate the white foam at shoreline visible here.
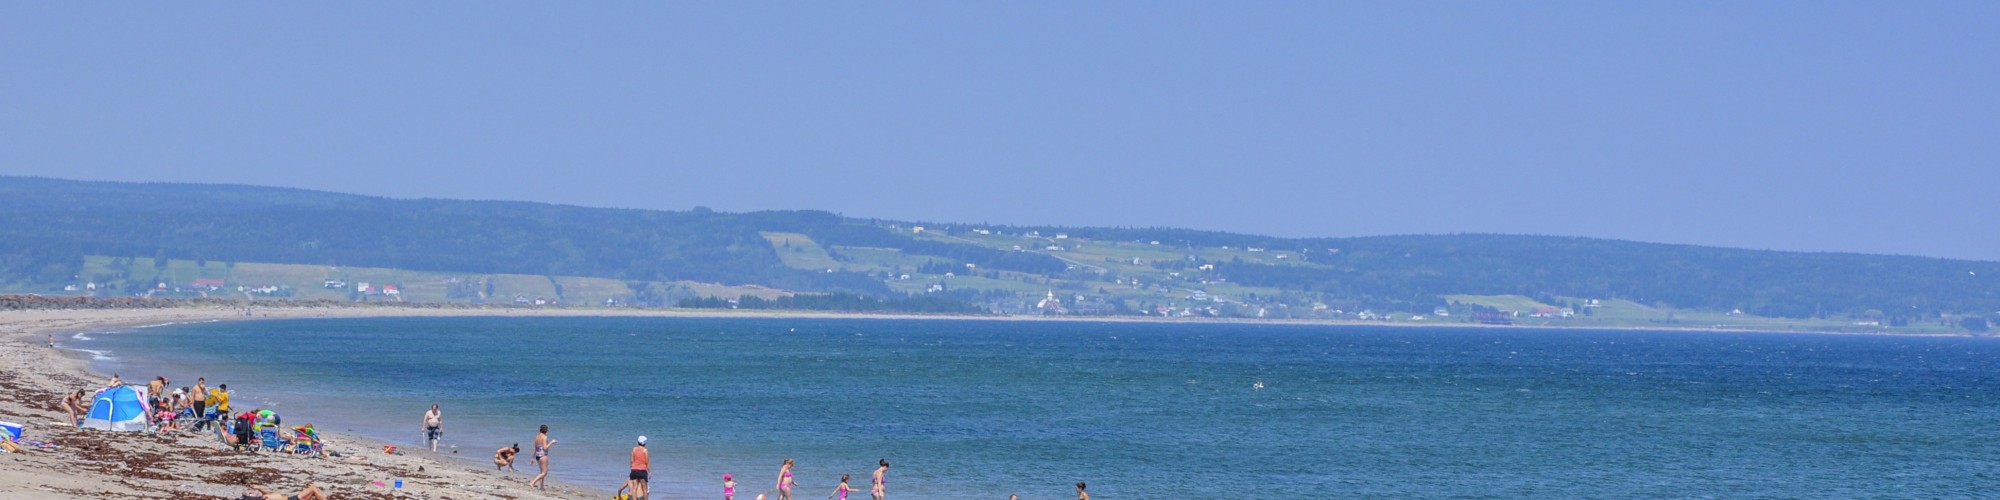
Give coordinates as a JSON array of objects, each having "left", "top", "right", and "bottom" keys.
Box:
[
  {"left": 131, "top": 319, "right": 222, "bottom": 329},
  {"left": 73, "top": 348, "right": 113, "bottom": 361}
]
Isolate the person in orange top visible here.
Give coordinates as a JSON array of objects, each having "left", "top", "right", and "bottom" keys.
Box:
[{"left": 623, "top": 435, "right": 649, "bottom": 500}]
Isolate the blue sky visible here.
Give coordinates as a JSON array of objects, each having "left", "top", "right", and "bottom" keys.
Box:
[{"left": 3, "top": 3, "right": 1995, "bottom": 260}]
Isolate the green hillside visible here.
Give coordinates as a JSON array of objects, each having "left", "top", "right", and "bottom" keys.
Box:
[{"left": 2, "top": 176, "right": 1996, "bottom": 332}]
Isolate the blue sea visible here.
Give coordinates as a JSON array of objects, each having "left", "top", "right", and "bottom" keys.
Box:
[{"left": 84, "top": 317, "right": 2000, "bottom": 498}]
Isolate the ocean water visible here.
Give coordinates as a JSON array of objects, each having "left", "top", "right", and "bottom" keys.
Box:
[{"left": 85, "top": 317, "right": 2000, "bottom": 498}]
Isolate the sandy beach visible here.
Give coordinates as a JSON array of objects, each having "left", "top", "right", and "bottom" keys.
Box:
[{"left": 0, "top": 306, "right": 637, "bottom": 500}]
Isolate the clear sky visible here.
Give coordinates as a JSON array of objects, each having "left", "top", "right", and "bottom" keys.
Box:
[{"left": 3, "top": 3, "right": 1995, "bottom": 260}]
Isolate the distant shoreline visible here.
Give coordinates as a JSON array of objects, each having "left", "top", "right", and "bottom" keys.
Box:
[{"left": 2, "top": 297, "right": 1972, "bottom": 338}]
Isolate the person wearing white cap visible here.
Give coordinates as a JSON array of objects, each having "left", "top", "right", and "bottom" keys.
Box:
[{"left": 624, "top": 435, "right": 650, "bottom": 499}]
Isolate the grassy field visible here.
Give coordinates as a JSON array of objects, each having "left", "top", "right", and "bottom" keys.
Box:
[
  {"left": 1446, "top": 294, "right": 1556, "bottom": 313},
  {"left": 63, "top": 256, "right": 795, "bottom": 304},
  {"left": 761, "top": 232, "right": 843, "bottom": 271},
  {"left": 826, "top": 246, "right": 935, "bottom": 273}
]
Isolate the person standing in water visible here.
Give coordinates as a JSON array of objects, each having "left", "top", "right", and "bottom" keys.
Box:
[
  {"left": 626, "top": 435, "right": 650, "bottom": 500},
  {"left": 422, "top": 404, "right": 443, "bottom": 452},
  {"left": 723, "top": 473, "right": 736, "bottom": 500},
  {"left": 870, "top": 459, "right": 887, "bottom": 500},
  {"left": 828, "top": 474, "right": 857, "bottom": 500},
  {"left": 529, "top": 424, "right": 558, "bottom": 490},
  {"left": 775, "top": 458, "right": 797, "bottom": 500},
  {"left": 1075, "top": 482, "right": 1089, "bottom": 500}
]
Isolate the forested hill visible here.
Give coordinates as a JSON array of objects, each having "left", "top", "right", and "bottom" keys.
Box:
[
  {"left": 2, "top": 176, "right": 1996, "bottom": 323},
  {"left": 0, "top": 177, "right": 911, "bottom": 294}
]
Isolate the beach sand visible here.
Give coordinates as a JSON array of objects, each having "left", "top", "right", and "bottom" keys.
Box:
[{"left": 0, "top": 306, "right": 622, "bottom": 500}]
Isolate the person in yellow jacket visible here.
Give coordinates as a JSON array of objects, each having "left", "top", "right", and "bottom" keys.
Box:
[{"left": 206, "top": 384, "right": 230, "bottom": 413}]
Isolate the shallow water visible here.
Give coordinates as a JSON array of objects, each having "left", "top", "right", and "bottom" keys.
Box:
[{"left": 87, "top": 317, "right": 2000, "bottom": 498}]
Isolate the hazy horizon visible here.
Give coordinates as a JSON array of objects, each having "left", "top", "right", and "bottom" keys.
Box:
[{"left": 4, "top": 3, "right": 1995, "bottom": 260}]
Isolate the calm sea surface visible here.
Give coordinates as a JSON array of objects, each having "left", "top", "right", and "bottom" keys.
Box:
[{"left": 85, "top": 317, "right": 2000, "bottom": 498}]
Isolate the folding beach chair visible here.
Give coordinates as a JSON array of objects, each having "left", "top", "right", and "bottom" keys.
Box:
[
  {"left": 290, "top": 426, "right": 323, "bottom": 457},
  {"left": 258, "top": 428, "right": 283, "bottom": 452}
]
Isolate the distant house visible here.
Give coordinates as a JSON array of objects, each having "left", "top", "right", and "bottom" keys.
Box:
[
  {"left": 1054, "top": 233, "right": 1069, "bottom": 240},
  {"left": 324, "top": 280, "right": 346, "bottom": 289},
  {"left": 911, "top": 226, "right": 926, "bottom": 234},
  {"left": 1434, "top": 307, "right": 1451, "bottom": 317},
  {"left": 381, "top": 285, "right": 401, "bottom": 296},
  {"left": 356, "top": 282, "right": 372, "bottom": 293},
  {"left": 513, "top": 295, "right": 531, "bottom": 305},
  {"left": 192, "top": 278, "right": 226, "bottom": 290}
]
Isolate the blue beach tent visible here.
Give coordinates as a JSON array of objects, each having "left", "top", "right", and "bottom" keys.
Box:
[{"left": 81, "top": 385, "right": 150, "bottom": 432}]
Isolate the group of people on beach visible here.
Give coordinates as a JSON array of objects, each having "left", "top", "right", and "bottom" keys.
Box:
[
  {"left": 457, "top": 413, "right": 1097, "bottom": 500},
  {"left": 58, "top": 372, "right": 324, "bottom": 457},
  {"left": 452, "top": 413, "right": 919, "bottom": 500},
  {"left": 55, "top": 372, "right": 336, "bottom": 498}
]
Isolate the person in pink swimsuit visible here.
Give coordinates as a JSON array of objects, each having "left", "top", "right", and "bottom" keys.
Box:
[
  {"left": 829, "top": 474, "right": 858, "bottom": 500},
  {"left": 775, "top": 458, "right": 796, "bottom": 500},
  {"left": 723, "top": 472, "right": 736, "bottom": 500}
]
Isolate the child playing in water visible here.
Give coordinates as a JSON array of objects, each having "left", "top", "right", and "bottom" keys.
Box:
[
  {"left": 828, "top": 474, "right": 857, "bottom": 500},
  {"left": 723, "top": 473, "right": 736, "bottom": 500}
]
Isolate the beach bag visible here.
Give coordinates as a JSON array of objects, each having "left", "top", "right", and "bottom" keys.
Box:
[{"left": 0, "top": 421, "right": 22, "bottom": 441}]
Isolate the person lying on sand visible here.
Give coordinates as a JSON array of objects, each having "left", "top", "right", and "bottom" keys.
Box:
[{"left": 239, "top": 483, "right": 329, "bottom": 500}]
